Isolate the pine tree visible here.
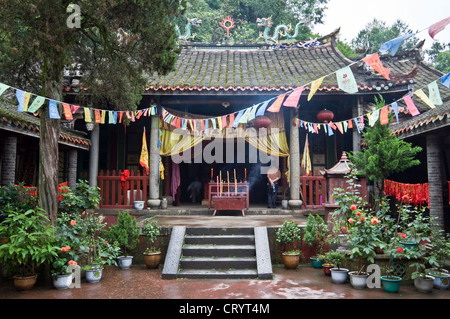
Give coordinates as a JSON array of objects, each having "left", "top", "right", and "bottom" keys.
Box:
[{"left": 348, "top": 96, "right": 422, "bottom": 199}]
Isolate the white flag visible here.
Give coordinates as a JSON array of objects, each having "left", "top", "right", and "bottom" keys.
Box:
[{"left": 336, "top": 66, "right": 358, "bottom": 93}]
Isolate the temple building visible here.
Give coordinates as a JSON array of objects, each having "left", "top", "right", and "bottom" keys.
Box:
[{"left": 1, "top": 28, "right": 449, "bottom": 228}]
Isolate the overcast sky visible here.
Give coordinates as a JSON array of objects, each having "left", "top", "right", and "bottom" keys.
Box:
[{"left": 312, "top": 0, "right": 450, "bottom": 49}]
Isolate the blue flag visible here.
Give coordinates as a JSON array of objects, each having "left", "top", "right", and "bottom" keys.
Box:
[
  {"left": 48, "top": 100, "right": 60, "bottom": 119},
  {"left": 441, "top": 72, "right": 450, "bottom": 88},
  {"left": 391, "top": 102, "right": 399, "bottom": 124},
  {"left": 379, "top": 33, "right": 413, "bottom": 56},
  {"left": 16, "top": 89, "right": 26, "bottom": 112}
]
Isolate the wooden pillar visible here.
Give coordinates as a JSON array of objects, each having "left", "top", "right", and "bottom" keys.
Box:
[
  {"left": 88, "top": 124, "right": 100, "bottom": 187},
  {"left": 426, "top": 135, "right": 445, "bottom": 230},
  {"left": 288, "top": 109, "right": 302, "bottom": 208},
  {"left": 68, "top": 149, "right": 78, "bottom": 189},
  {"left": 1, "top": 135, "right": 17, "bottom": 185},
  {"left": 148, "top": 115, "right": 161, "bottom": 207}
]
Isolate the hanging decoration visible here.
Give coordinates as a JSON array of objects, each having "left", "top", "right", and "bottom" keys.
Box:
[
  {"left": 428, "top": 16, "right": 450, "bottom": 40},
  {"left": 139, "top": 127, "right": 149, "bottom": 175},
  {"left": 384, "top": 179, "right": 429, "bottom": 208}
]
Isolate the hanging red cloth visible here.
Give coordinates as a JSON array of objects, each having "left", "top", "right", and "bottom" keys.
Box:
[
  {"left": 384, "top": 179, "right": 429, "bottom": 208},
  {"left": 120, "top": 169, "right": 130, "bottom": 191}
]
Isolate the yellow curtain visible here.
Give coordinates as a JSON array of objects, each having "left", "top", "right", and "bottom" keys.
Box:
[
  {"left": 245, "top": 130, "right": 290, "bottom": 157},
  {"left": 159, "top": 129, "right": 204, "bottom": 156}
]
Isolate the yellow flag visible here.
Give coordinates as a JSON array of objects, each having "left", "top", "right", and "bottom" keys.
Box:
[
  {"left": 301, "top": 135, "right": 312, "bottom": 176},
  {"left": 139, "top": 127, "right": 149, "bottom": 175},
  {"left": 308, "top": 77, "right": 325, "bottom": 101},
  {"left": 415, "top": 89, "right": 435, "bottom": 109}
]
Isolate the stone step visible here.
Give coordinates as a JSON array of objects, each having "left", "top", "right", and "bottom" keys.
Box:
[
  {"left": 182, "top": 244, "right": 256, "bottom": 257},
  {"left": 177, "top": 268, "right": 259, "bottom": 279},
  {"left": 185, "top": 227, "right": 254, "bottom": 236},
  {"left": 184, "top": 234, "right": 255, "bottom": 245},
  {"left": 180, "top": 257, "right": 257, "bottom": 269}
]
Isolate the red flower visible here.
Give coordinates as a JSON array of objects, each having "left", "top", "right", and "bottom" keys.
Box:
[
  {"left": 397, "top": 247, "right": 403, "bottom": 253},
  {"left": 356, "top": 211, "right": 361, "bottom": 217},
  {"left": 402, "top": 195, "right": 409, "bottom": 202},
  {"left": 70, "top": 220, "right": 76, "bottom": 226},
  {"left": 399, "top": 232, "right": 406, "bottom": 239},
  {"left": 350, "top": 204, "right": 357, "bottom": 211},
  {"left": 348, "top": 218, "right": 355, "bottom": 224},
  {"left": 371, "top": 217, "right": 378, "bottom": 225},
  {"left": 360, "top": 216, "right": 365, "bottom": 222},
  {"left": 68, "top": 260, "right": 77, "bottom": 266}
]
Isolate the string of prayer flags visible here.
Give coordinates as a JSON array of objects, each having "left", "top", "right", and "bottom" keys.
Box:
[
  {"left": 428, "top": 81, "right": 443, "bottom": 105},
  {"left": 62, "top": 103, "right": 73, "bottom": 120},
  {"left": 27, "top": 96, "right": 45, "bottom": 113},
  {"left": 414, "top": 89, "right": 435, "bottom": 109},
  {"left": 307, "top": 76, "right": 325, "bottom": 101},
  {"left": 403, "top": 95, "right": 421, "bottom": 116},
  {"left": 0, "top": 83, "right": 9, "bottom": 96},
  {"left": 362, "top": 52, "right": 391, "bottom": 80},
  {"left": 48, "top": 100, "right": 60, "bottom": 119},
  {"left": 380, "top": 105, "right": 389, "bottom": 125},
  {"left": 267, "top": 93, "right": 286, "bottom": 112},
  {"left": 428, "top": 16, "right": 450, "bottom": 40},
  {"left": 336, "top": 66, "right": 358, "bottom": 93},
  {"left": 283, "top": 86, "right": 304, "bottom": 107},
  {"left": 379, "top": 33, "right": 413, "bottom": 56}
]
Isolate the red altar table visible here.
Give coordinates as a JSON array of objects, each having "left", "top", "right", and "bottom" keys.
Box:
[
  {"left": 212, "top": 196, "right": 247, "bottom": 216},
  {"left": 207, "top": 182, "right": 249, "bottom": 211}
]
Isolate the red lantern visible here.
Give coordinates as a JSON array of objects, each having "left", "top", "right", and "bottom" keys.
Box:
[
  {"left": 253, "top": 115, "right": 271, "bottom": 128},
  {"left": 317, "top": 109, "right": 334, "bottom": 123}
]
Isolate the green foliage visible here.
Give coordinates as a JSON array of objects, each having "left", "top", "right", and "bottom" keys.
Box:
[
  {"left": 0, "top": 207, "right": 59, "bottom": 277},
  {"left": 0, "top": 183, "right": 38, "bottom": 222},
  {"left": 348, "top": 96, "right": 422, "bottom": 197},
  {"left": 58, "top": 180, "right": 101, "bottom": 216},
  {"left": 323, "top": 250, "right": 346, "bottom": 270},
  {"left": 303, "top": 214, "right": 328, "bottom": 256},
  {"left": 276, "top": 220, "right": 302, "bottom": 252},
  {"left": 103, "top": 211, "right": 140, "bottom": 257},
  {"left": 142, "top": 219, "right": 162, "bottom": 253},
  {"left": 425, "top": 42, "right": 450, "bottom": 73}
]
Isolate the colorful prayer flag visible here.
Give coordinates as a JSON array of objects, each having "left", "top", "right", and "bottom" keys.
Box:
[
  {"left": 403, "top": 95, "right": 420, "bottom": 116},
  {"left": 139, "top": 127, "right": 149, "bottom": 175},
  {"left": 84, "top": 107, "right": 92, "bottom": 122},
  {"left": 267, "top": 93, "right": 286, "bottom": 112},
  {"left": 380, "top": 105, "right": 389, "bottom": 125},
  {"left": 62, "top": 103, "right": 73, "bottom": 120},
  {"left": 368, "top": 110, "right": 379, "bottom": 127},
  {"left": 428, "top": 81, "right": 443, "bottom": 105},
  {"left": 308, "top": 77, "right": 325, "bottom": 101},
  {"left": 391, "top": 102, "right": 399, "bottom": 123},
  {"left": 16, "top": 89, "right": 26, "bottom": 112},
  {"left": 441, "top": 73, "right": 450, "bottom": 88},
  {"left": 428, "top": 16, "right": 450, "bottom": 40},
  {"left": 255, "top": 98, "right": 273, "bottom": 117},
  {"left": 301, "top": 134, "right": 312, "bottom": 176},
  {"left": 23, "top": 92, "right": 31, "bottom": 112},
  {"left": 27, "top": 96, "right": 45, "bottom": 113},
  {"left": 362, "top": 52, "right": 390, "bottom": 80},
  {"left": 336, "top": 66, "right": 358, "bottom": 93},
  {"left": 379, "top": 33, "right": 413, "bottom": 56},
  {"left": 94, "top": 110, "right": 102, "bottom": 123},
  {"left": 48, "top": 100, "right": 60, "bottom": 119},
  {"left": 283, "top": 86, "right": 304, "bottom": 107},
  {"left": 415, "top": 89, "right": 435, "bottom": 109},
  {"left": 0, "top": 83, "right": 9, "bottom": 96}
]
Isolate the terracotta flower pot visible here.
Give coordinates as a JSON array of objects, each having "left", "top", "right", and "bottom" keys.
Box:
[
  {"left": 143, "top": 251, "right": 161, "bottom": 269},
  {"left": 13, "top": 275, "right": 37, "bottom": 291},
  {"left": 281, "top": 252, "right": 300, "bottom": 269},
  {"left": 322, "top": 263, "right": 334, "bottom": 276}
]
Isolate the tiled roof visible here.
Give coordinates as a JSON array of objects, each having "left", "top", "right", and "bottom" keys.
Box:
[
  {"left": 0, "top": 102, "right": 90, "bottom": 150},
  {"left": 144, "top": 33, "right": 424, "bottom": 94}
]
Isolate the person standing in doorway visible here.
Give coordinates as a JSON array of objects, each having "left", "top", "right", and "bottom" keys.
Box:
[{"left": 267, "top": 166, "right": 281, "bottom": 208}]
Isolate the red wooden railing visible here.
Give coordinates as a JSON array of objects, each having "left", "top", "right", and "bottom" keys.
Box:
[
  {"left": 300, "top": 175, "right": 327, "bottom": 209},
  {"left": 97, "top": 170, "right": 148, "bottom": 209}
]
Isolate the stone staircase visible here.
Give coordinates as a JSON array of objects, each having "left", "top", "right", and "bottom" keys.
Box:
[{"left": 162, "top": 226, "right": 272, "bottom": 280}]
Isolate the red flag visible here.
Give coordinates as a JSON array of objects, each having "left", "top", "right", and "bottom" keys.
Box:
[
  {"left": 428, "top": 16, "right": 450, "bottom": 40},
  {"left": 62, "top": 103, "right": 73, "bottom": 120},
  {"left": 362, "top": 52, "right": 390, "bottom": 80},
  {"left": 94, "top": 109, "right": 102, "bottom": 123}
]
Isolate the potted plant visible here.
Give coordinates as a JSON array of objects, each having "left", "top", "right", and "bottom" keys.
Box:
[
  {"left": 396, "top": 198, "right": 431, "bottom": 251},
  {"left": 104, "top": 211, "right": 140, "bottom": 269},
  {"left": 347, "top": 208, "right": 380, "bottom": 289},
  {"left": 276, "top": 221, "right": 302, "bottom": 269},
  {"left": 142, "top": 219, "right": 162, "bottom": 269},
  {"left": 0, "top": 208, "right": 60, "bottom": 290},
  {"left": 320, "top": 253, "right": 334, "bottom": 276},
  {"left": 326, "top": 250, "right": 349, "bottom": 284},
  {"left": 425, "top": 228, "right": 450, "bottom": 290},
  {"left": 303, "top": 214, "right": 328, "bottom": 268},
  {"left": 50, "top": 244, "right": 79, "bottom": 290}
]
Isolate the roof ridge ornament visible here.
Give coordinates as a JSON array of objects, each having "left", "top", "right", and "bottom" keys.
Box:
[
  {"left": 175, "top": 18, "right": 202, "bottom": 42},
  {"left": 256, "top": 16, "right": 309, "bottom": 45}
]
